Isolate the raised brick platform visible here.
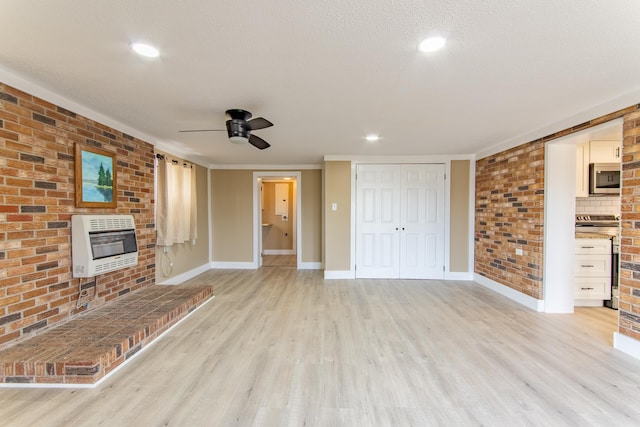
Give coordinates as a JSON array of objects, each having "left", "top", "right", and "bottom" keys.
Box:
[{"left": 0, "top": 284, "right": 214, "bottom": 386}]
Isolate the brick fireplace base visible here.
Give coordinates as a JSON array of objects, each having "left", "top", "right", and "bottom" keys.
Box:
[{"left": 0, "top": 284, "right": 214, "bottom": 386}]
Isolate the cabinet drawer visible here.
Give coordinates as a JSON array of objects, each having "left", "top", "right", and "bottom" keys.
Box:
[
  {"left": 574, "top": 255, "right": 611, "bottom": 276},
  {"left": 575, "top": 277, "right": 611, "bottom": 299},
  {"left": 575, "top": 239, "right": 611, "bottom": 255}
]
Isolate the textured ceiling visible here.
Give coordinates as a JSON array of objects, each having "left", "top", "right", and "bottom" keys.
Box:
[{"left": 1, "top": 1, "right": 639, "bottom": 166}]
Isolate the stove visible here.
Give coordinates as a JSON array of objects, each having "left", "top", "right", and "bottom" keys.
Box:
[
  {"left": 575, "top": 214, "right": 620, "bottom": 309},
  {"left": 575, "top": 214, "right": 620, "bottom": 236}
]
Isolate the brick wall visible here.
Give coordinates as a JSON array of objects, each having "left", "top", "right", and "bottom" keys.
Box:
[
  {"left": 0, "top": 82, "right": 155, "bottom": 349},
  {"left": 620, "top": 109, "right": 640, "bottom": 341},
  {"left": 475, "top": 104, "right": 640, "bottom": 346},
  {"left": 474, "top": 142, "right": 545, "bottom": 299}
]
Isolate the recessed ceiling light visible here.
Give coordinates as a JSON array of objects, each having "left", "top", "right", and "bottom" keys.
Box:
[
  {"left": 131, "top": 42, "right": 160, "bottom": 58},
  {"left": 365, "top": 134, "right": 380, "bottom": 142},
  {"left": 418, "top": 36, "right": 446, "bottom": 53}
]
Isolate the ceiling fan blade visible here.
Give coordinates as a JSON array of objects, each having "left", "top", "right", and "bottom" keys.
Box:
[
  {"left": 246, "top": 117, "right": 273, "bottom": 131},
  {"left": 178, "top": 129, "right": 226, "bottom": 133},
  {"left": 248, "top": 134, "right": 271, "bottom": 150}
]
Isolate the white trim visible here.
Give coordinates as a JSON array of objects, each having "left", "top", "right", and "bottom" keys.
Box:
[
  {"left": 574, "top": 299, "right": 605, "bottom": 307},
  {"left": 0, "top": 66, "right": 159, "bottom": 146},
  {"left": 467, "top": 160, "right": 476, "bottom": 275},
  {"left": 210, "top": 261, "right": 257, "bottom": 269},
  {"left": 324, "top": 154, "right": 475, "bottom": 163},
  {"left": 211, "top": 164, "right": 321, "bottom": 170},
  {"left": 207, "top": 167, "right": 213, "bottom": 266},
  {"left": 324, "top": 270, "right": 356, "bottom": 279},
  {"left": 298, "top": 262, "right": 323, "bottom": 270},
  {"left": 253, "top": 171, "right": 302, "bottom": 270},
  {"left": 474, "top": 273, "right": 545, "bottom": 312},
  {"left": 475, "top": 91, "right": 640, "bottom": 160},
  {"left": 0, "top": 294, "right": 215, "bottom": 389},
  {"left": 158, "top": 263, "right": 211, "bottom": 285},
  {"left": 614, "top": 332, "right": 640, "bottom": 361},
  {"left": 263, "top": 249, "right": 295, "bottom": 255},
  {"left": 0, "top": 66, "right": 214, "bottom": 170},
  {"left": 445, "top": 272, "right": 474, "bottom": 281},
  {"left": 350, "top": 162, "right": 357, "bottom": 276},
  {"left": 542, "top": 142, "right": 577, "bottom": 313},
  {"left": 443, "top": 160, "right": 451, "bottom": 278}
]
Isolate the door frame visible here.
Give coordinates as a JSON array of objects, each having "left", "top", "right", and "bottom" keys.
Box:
[
  {"left": 253, "top": 171, "right": 301, "bottom": 268},
  {"left": 349, "top": 162, "right": 448, "bottom": 280},
  {"left": 543, "top": 119, "right": 622, "bottom": 312}
]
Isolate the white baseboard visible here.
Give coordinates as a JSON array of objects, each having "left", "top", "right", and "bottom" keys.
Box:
[
  {"left": 298, "top": 262, "right": 323, "bottom": 270},
  {"left": 324, "top": 270, "right": 356, "bottom": 279},
  {"left": 614, "top": 332, "right": 640, "bottom": 361},
  {"left": 263, "top": 249, "right": 295, "bottom": 255},
  {"left": 210, "top": 261, "right": 257, "bottom": 269},
  {"left": 473, "top": 273, "right": 545, "bottom": 312},
  {"left": 158, "top": 263, "right": 210, "bottom": 285},
  {"left": 445, "top": 271, "right": 473, "bottom": 281},
  {"left": 574, "top": 299, "right": 604, "bottom": 307}
]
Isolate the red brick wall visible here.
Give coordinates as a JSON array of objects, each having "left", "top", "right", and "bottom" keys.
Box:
[
  {"left": 475, "top": 104, "right": 640, "bottom": 345},
  {"left": 474, "top": 142, "right": 545, "bottom": 299},
  {"left": 0, "top": 82, "right": 155, "bottom": 349},
  {"left": 620, "top": 109, "right": 640, "bottom": 341}
]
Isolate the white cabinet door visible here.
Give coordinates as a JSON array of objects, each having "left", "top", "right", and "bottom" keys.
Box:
[
  {"left": 355, "top": 164, "right": 445, "bottom": 279},
  {"left": 574, "top": 238, "right": 611, "bottom": 300},
  {"left": 575, "top": 142, "right": 588, "bottom": 197},
  {"left": 589, "top": 140, "right": 621, "bottom": 163}
]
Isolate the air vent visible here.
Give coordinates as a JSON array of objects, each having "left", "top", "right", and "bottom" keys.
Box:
[{"left": 87, "top": 216, "right": 135, "bottom": 232}]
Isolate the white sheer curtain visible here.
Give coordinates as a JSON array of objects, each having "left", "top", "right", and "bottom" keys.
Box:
[{"left": 156, "top": 155, "right": 197, "bottom": 247}]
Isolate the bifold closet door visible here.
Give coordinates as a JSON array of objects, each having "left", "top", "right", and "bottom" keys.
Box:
[
  {"left": 355, "top": 164, "right": 402, "bottom": 278},
  {"left": 355, "top": 163, "right": 445, "bottom": 279},
  {"left": 399, "top": 164, "right": 445, "bottom": 279}
]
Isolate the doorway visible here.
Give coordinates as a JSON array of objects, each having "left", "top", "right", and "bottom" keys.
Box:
[
  {"left": 253, "top": 171, "right": 301, "bottom": 268},
  {"left": 544, "top": 119, "right": 622, "bottom": 314}
]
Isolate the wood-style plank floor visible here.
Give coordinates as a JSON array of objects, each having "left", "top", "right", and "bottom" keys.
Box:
[
  {"left": 1, "top": 268, "right": 639, "bottom": 426},
  {"left": 262, "top": 255, "right": 297, "bottom": 267}
]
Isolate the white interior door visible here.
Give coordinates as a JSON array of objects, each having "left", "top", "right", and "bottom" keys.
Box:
[
  {"left": 355, "top": 165, "right": 401, "bottom": 278},
  {"left": 356, "top": 163, "right": 445, "bottom": 279}
]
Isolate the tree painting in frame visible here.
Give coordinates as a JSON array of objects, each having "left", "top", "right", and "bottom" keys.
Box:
[{"left": 75, "top": 144, "right": 117, "bottom": 208}]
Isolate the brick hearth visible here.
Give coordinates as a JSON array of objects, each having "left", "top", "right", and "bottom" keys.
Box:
[{"left": 0, "top": 284, "right": 214, "bottom": 386}]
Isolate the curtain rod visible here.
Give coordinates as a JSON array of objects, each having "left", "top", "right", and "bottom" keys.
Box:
[{"left": 155, "top": 153, "right": 193, "bottom": 168}]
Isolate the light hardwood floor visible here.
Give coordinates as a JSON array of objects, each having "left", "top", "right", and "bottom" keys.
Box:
[
  {"left": 262, "top": 255, "right": 297, "bottom": 267},
  {"left": 1, "top": 268, "right": 640, "bottom": 426}
]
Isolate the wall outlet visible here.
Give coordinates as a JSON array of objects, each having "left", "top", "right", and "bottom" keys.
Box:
[{"left": 515, "top": 248, "right": 523, "bottom": 256}]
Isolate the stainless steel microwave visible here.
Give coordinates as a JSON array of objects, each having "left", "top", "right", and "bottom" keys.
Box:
[{"left": 589, "top": 163, "right": 621, "bottom": 194}]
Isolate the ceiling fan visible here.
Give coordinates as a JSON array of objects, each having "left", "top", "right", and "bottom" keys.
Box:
[{"left": 179, "top": 109, "right": 273, "bottom": 150}]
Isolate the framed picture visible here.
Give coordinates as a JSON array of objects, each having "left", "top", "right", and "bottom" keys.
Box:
[{"left": 74, "top": 143, "right": 117, "bottom": 208}]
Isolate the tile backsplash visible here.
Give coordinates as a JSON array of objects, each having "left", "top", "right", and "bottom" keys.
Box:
[{"left": 576, "top": 196, "right": 621, "bottom": 215}]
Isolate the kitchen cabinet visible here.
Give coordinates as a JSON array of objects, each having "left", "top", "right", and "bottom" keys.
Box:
[
  {"left": 589, "top": 140, "right": 621, "bottom": 163},
  {"left": 574, "top": 238, "right": 611, "bottom": 301},
  {"left": 575, "top": 141, "right": 589, "bottom": 197}
]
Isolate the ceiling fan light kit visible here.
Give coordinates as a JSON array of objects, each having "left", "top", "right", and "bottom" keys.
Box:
[{"left": 229, "top": 135, "right": 248, "bottom": 144}]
